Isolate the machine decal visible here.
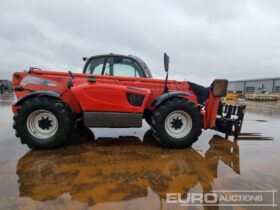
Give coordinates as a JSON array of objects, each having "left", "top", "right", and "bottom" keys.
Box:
[{"left": 20, "top": 76, "right": 57, "bottom": 87}]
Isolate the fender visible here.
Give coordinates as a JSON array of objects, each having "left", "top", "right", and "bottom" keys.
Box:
[
  {"left": 152, "top": 91, "right": 191, "bottom": 108},
  {"left": 15, "top": 90, "right": 60, "bottom": 106}
]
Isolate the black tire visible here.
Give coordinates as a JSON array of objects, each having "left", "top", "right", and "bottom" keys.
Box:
[
  {"left": 13, "top": 97, "right": 75, "bottom": 149},
  {"left": 144, "top": 110, "right": 152, "bottom": 126},
  {"left": 151, "top": 98, "right": 202, "bottom": 148}
]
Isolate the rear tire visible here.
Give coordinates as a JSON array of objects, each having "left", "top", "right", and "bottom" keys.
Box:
[
  {"left": 13, "top": 97, "right": 75, "bottom": 149},
  {"left": 151, "top": 98, "right": 202, "bottom": 148}
]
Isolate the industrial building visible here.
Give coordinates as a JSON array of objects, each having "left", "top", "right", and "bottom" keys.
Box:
[{"left": 227, "top": 77, "right": 280, "bottom": 94}]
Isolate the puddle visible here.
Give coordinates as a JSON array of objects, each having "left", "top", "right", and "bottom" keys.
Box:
[
  {"left": 0, "top": 96, "right": 279, "bottom": 210},
  {"left": 14, "top": 134, "right": 241, "bottom": 208}
]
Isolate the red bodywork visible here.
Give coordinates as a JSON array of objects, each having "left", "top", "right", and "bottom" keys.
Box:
[{"left": 12, "top": 69, "right": 220, "bottom": 129}]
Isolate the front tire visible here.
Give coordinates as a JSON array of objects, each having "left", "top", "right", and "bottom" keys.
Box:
[
  {"left": 151, "top": 98, "right": 202, "bottom": 148},
  {"left": 13, "top": 97, "right": 75, "bottom": 149},
  {"left": 144, "top": 110, "right": 152, "bottom": 126}
]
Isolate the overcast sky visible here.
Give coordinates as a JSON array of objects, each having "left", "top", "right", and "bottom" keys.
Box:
[{"left": 0, "top": 0, "right": 280, "bottom": 85}]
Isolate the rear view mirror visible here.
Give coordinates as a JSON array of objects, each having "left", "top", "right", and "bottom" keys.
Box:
[
  {"left": 212, "top": 79, "right": 228, "bottom": 97},
  {"left": 164, "top": 53, "right": 169, "bottom": 72}
]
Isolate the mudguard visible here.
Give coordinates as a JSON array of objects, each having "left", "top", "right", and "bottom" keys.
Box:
[
  {"left": 152, "top": 91, "right": 191, "bottom": 108},
  {"left": 15, "top": 91, "right": 60, "bottom": 106}
]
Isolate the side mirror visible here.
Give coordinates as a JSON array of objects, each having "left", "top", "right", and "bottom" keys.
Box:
[{"left": 164, "top": 53, "right": 169, "bottom": 72}]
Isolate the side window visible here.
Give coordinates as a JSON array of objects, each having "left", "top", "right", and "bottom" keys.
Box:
[
  {"left": 104, "top": 57, "right": 144, "bottom": 78},
  {"left": 85, "top": 57, "right": 105, "bottom": 75},
  {"left": 114, "top": 63, "right": 140, "bottom": 77}
]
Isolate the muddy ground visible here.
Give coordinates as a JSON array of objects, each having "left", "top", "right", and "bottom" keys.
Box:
[{"left": 0, "top": 95, "right": 279, "bottom": 210}]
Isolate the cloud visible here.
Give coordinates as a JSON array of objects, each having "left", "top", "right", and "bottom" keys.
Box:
[{"left": 0, "top": 0, "right": 280, "bottom": 85}]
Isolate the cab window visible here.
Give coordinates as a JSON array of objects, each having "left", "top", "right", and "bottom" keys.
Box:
[
  {"left": 105, "top": 57, "right": 144, "bottom": 77},
  {"left": 85, "top": 57, "right": 105, "bottom": 75},
  {"left": 84, "top": 56, "right": 145, "bottom": 77}
]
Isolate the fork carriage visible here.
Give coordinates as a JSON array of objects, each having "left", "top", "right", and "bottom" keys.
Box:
[{"left": 215, "top": 102, "right": 246, "bottom": 138}]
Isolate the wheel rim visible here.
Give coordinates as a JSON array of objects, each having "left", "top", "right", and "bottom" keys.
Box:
[
  {"left": 27, "top": 109, "right": 58, "bottom": 140},
  {"left": 164, "top": 110, "right": 192, "bottom": 139}
]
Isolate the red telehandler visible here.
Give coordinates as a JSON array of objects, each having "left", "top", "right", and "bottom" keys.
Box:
[{"left": 12, "top": 53, "right": 246, "bottom": 149}]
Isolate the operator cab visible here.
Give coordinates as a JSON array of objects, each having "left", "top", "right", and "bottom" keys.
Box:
[{"left": 83, "top": 54, "right": 153, "bottom": 78}]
